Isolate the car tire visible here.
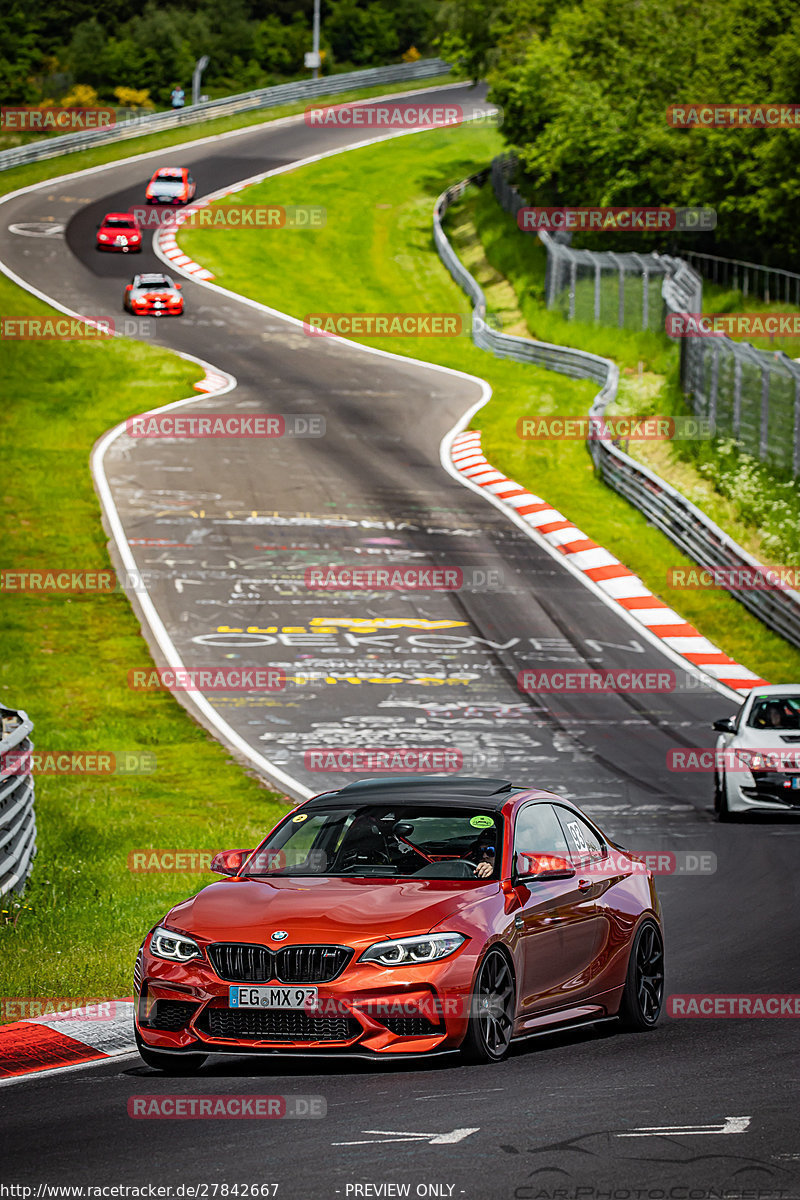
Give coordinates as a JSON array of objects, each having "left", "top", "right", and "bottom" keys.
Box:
[
  {"left": 135, "top": 1027, "right": 207, "bottom": 1074},
  {"left": 459, "top": 947, "right": 516, "bottom": 1064},
  {"left": 716, "top": 772, "right": 736, "bottom": 822},
  {"left": 618, "top": 919, "right": 664, "bottom": 1031}
]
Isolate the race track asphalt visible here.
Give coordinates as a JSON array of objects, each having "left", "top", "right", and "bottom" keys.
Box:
[{"left": 0, "top": 83, "right": 798, "bottom": 1197}]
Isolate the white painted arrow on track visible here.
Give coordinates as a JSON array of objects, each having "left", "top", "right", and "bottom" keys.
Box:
[
  {"left": 618, "top": 1116, "right": 751, "bottom": 1137},
  {"left": 333, "top": 1127, "right": 480, "bottom": 1146}
]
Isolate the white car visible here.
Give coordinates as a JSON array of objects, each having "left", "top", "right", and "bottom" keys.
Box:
[{"left": 713, "top": 685, "right": 800, "bottom": 820}]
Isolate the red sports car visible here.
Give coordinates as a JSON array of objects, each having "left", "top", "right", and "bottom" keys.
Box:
[
  {"left": 124, "top": 273, "right": 184, "bottom": 316},
  {"left": 134, "top": 776, "right": 664, "bottom": 1072},
  {"left": 96, "top": 212, "right": 142, "bottom": 253},
  {"left": 145, "top": 167, "right": 196, "bottom": 205}
]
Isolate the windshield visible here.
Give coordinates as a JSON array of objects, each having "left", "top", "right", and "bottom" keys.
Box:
[
  {"left": 242, "top": 804, "right": 503, "bottom": 880},
  {"left": 150, "top": 181, "right": 185, "bottom": 194},
  {"left": 136, "top": 276, "right": 170, "bottom": 288},
  {"left": 105, "top": 217, "right": 136, "bottom": 228},
  {"left": 747, "top": 695, "right": 800, "bottom": 730}
]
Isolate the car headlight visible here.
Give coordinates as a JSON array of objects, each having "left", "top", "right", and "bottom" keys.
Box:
[
  {"left": 737, "top": 750, "right": 765, "bottom": 771},
  {"left": 98, "top": 234, "right": 109, "bottom": 241},
  {"left": 359, "top": 932, "right": 466, "bottom": 967},
  {"left": 149, "top": 925, "right": 202, "bottom": 962}
]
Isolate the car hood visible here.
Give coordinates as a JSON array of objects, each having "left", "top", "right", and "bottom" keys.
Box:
[
  {"left": 165, "top": 876, "right": 493, "bottom": 946},
  {"left": 735, "top": 728, "right": 800, "bottom": 748},
  {"left": 134, "top": 290, "right": 175, "bottom": 300}
]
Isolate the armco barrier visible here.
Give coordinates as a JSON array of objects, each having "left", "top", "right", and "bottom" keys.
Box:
[
  {"left": 434, "top": 171, "right": 800, "bottom": 651},
  {"left": 0, "top": 59, "right": 452, "bottom": 172},
  {"left": 0, "top": 707, "right": 36, "bottom": 896}
]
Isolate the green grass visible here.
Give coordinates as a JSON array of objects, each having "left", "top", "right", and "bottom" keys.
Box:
[
  {"left": 0, "top": 267, "right": 285, "bottom": 999},
  {"left": 179, "top": 129, "right": 800, "bottom": 684},
  {"left": 0, "top": 75, "right": 454, "bottom": 198}
]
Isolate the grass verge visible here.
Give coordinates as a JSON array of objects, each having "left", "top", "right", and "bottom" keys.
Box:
[
  {"left": 178, "top": 127, "right": 800, "bottom": 684},
  {"left": 0, "top": 270, "right": 284, "bottom": 1000}
]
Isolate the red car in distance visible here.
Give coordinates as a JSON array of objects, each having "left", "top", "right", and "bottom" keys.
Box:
[
  {"left": 145, "top": 167, "right": 196, "bottom": 205},
  {"left": 134, "top": 776, "right": 664, "bottom": 1072},
  {"left": 96, "top": 212, "right": 142, "bottom": 253}
]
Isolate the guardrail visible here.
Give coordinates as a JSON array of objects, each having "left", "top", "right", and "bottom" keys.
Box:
[
  {"left": 681, "top": 250, "right": 800, "bottom": 305},
  {"left": 434, "top": 171, "right": 800, "bottom": 652},
  {"left": 0, "top": 58, "right": 452, "bottom": 173},
  {"left": 0, "top": 707, "right": 36, "bottom": 896}
]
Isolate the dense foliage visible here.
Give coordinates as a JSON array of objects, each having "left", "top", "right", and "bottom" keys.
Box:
[
  {"left": 440, "top": 0, "right": 800, "bottom": 264},
  {"left": 0, "top": 0, "right": 437, "bottom": 107}
]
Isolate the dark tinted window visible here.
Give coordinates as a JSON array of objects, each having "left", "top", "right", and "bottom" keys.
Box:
[{"left": 513, "top": 803, "right": 570, "bottom": 856}]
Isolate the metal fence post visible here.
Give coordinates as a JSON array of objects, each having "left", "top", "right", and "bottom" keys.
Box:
[{"left": 759, "top": 363, "right": 771, "bottom": 460}]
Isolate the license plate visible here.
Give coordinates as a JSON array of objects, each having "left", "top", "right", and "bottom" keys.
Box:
[
  {"left": 793, "top": 777, "right": 800, "bottom": 789},
  {"left": 228, "top": 985, "right": 318, "bottom": 1009}
]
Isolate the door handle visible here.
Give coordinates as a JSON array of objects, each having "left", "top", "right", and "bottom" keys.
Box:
[{"left": 577, "top": 878, "right": 592, "bottom": 892}]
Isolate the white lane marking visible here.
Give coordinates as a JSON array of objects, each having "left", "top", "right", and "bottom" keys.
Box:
[
  {"left": 618, "top": 1116, "right": 751, "bottom": 1136},
  {"left": 8, "top": 222, "right": 65, "bottom": 236},
  {"left": 333, "top": 1128, "right": 480, "bottom": 1146}
]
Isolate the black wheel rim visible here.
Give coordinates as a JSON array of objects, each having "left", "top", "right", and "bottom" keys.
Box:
[
  {"left": 635, "top": 924, "right": 664, "bottom": 1024},
  {"left": 475, "top": 951, "right": 515, "bottom": 1056}
]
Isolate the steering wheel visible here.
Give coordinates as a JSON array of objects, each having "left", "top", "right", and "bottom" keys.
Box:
[{"left": 338, "top": 849, "right": 392, "bottom": 871}]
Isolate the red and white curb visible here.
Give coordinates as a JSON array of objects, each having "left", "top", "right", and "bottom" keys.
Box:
[
  {"left": 0, "top": 1002, "right": 136, "bottom": 1082},
  {"left": 157, "top": 199, "right": 215, "bottom": 280},
  {"left": 450, "top": 431, "right": 769, "bottom": 693},
  {"left": 193, "top": 366, "right": 230, "bottom": 393}
]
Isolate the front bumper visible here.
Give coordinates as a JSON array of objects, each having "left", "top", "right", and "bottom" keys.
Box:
[
  {"left": 135, "top": 947, "right": 476, "bottom": 1056},
  {"left": 129, "top": 304, "right": 183, "bottom": 316},
  {"left": 728, "top": 770, "right": 800, "bottom": 811}
]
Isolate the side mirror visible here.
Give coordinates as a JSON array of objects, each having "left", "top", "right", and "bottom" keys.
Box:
[
  {"left": 210, "top": 848, "right": 253, "bottom": 876},
  {"left": 515, "top": 851, "right": 575, "bottom": 881},
  {"left": 125, "top": 284, "right": 133, "bottom": 291},
  {"left": 175, "top": 283, "right": 182, "bottom": 289},
  {"left": 713, "top": 716, "right": 736, "bottom": 733}
]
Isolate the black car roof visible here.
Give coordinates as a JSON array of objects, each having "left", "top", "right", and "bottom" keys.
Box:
[{"left": 305, "top": 776, "right": 523, "bottom": 810}]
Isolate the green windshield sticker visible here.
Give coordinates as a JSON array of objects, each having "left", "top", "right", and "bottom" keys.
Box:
[{"left": 470, "top": 815, "right": 494, "bottom": 828}]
